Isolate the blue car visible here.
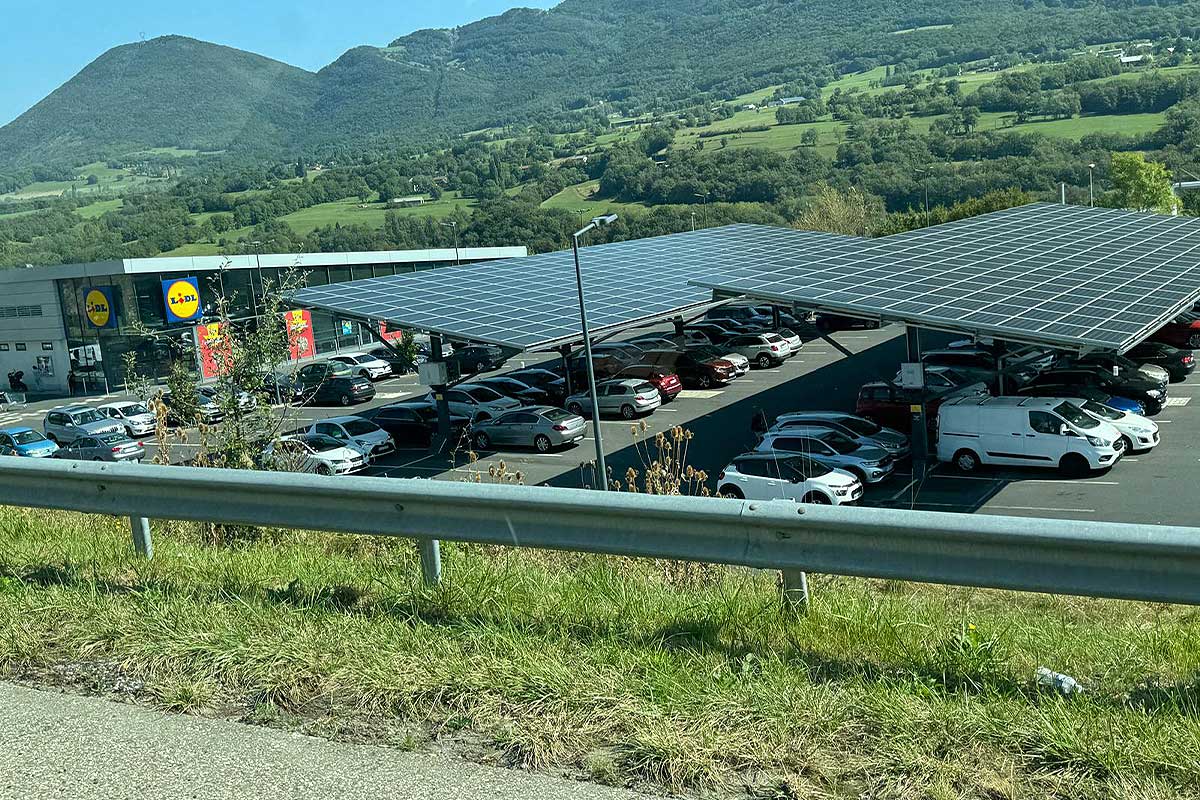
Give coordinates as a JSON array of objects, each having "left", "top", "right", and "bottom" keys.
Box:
[
  {"left": 0, "top": 426, "right": 60, "bottom": 458},
  {"left": 1017, "top": 384, "right": 1144, "bottom": 415}
]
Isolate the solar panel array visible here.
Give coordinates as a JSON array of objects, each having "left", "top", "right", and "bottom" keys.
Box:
[
  {"left": 695, "top": 203, "right": 1200, "bottom": 352},
  {"left": 293, "top": 226, "right": 854, "bottom": 350}
]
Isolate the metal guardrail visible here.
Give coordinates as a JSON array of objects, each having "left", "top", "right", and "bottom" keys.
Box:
[{"left": 1, "top": 458, "right": 1199, "bottom": 605}]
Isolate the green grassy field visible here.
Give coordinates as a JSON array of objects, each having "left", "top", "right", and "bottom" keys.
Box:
[
  {"left": 75, "top": 198, "right": 123, "bottom": 219},
  {"left": 1, "top": 505, "right": 1198, "bottom": 798},
  {"left": 540, "top": 181, "right": 649, "bottom": 216},
  {"left": 0, "top": 161, "right": 163, "bottom": 201},
  {"left": 277, "top": 192, "right": 476, "bottom": 235}
]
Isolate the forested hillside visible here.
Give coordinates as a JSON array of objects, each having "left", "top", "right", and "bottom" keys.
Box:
[{"left": 5, "top": 0, "right": 1200, "bottom": 169}]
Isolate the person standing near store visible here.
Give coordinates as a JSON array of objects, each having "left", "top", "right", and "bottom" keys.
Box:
[{"left": 67, "top": 370, "right": 78, "bottom": 396}]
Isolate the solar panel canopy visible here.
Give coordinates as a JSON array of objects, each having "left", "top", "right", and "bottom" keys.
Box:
[
  {"left": 695, "top": 203, "right": 1200, "bottom": 353},
  {"left": 292, "top": 226, "right": 854, "bottom": 351}
]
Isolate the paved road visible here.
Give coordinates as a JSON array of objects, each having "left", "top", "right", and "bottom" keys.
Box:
[{"left": 0, "top": 682, "right": 650, "bottom": 800}]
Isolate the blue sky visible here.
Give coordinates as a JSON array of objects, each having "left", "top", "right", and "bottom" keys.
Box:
[{"left": 0, "top": 0, "right": 558, "bottom": 126}]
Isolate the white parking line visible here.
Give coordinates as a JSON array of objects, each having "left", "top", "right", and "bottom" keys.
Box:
[
  {"left": 676, "top": 390, "right": 722, "bottom": 400},
  {"left": 926, "top": 472, "right": 1119, "bottom": 486},
  {"left": 1165, "top": 397, "right": 1191, "bottom": 407},
  {"left": 918, "top": 502, "right": 1096, "bottom": 514}
]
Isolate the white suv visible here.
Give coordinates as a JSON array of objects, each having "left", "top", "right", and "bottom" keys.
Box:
[
  {"left": 717, "top": 452, "right": 862, "bottom": 505},
  {"left": 725, "top": 333, "right": 791, "bottom": 368},
  {"left": 330, "top": 352, "right": 392, "bottom": 381}
]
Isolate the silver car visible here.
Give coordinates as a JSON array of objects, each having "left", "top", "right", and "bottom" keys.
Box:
[
  {"left": 425, "top": 383, "right": 521, "bottom": 422},
  {"left": 770, "top": 411, "right": 910, "bottom": 458},
  {"left": 724, "top": 332, "right": 792, "bottom": 368},
  {"left": 98, "top": 400, "right": 158, "bottom": 437},
  {"left": 44, "top": 405, "right": 123, "bottom": 444},
  {"left": 471, "top": 406, "right": 587, "bottom": 453},
  {"left": 565, "top": 379, "right": 662, "bottom": 420},
  {"left": 756, "top": 426, "right": 895, "bottom": 484},
  {"left": 54, "top": 431, "right": 145, "bottom": 463}
]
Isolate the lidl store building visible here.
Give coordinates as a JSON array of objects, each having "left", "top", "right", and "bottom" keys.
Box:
[{"left": 0, "top": 246, "right": 525, "bottom": 395}]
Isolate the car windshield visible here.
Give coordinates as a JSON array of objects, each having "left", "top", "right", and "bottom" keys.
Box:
[
  {"left": 780, "top": 328, "right": 797, "bottom": 338},
  {"left": 11, "top": 430, "right": 45, "bottom": 445},
  {"left": 818, "top": 431, "right": 859, "bottom": 454},
  {"left": 466, "top": 386, "right": 504, "bottom": 402},
  {"left": 765, "top": 334, "right": 784, "bottom": 343},
  {"left": 542, "top": 408, "right": 574, "bottom": 421},
  {"left": 120, "top": 403, "right": 151, "bottom": 416},
  {"left": 839, "top": 416, "right": 881, "bottom": 436},
  {"left": 1053, "top": 401, "right": 1099, "bottom": 430},
  {"left": 97, "top": 432, "right": 127, "bottom": 445},
  {"left": 1081, "top": 400, "right": 1122, "bottom": 421},
  {"left": 343, "top": 420, "right": 378, "bottom": 436},
  {"left": 71, "top": 410, "right": 103, "bottom": 425},
  {"left": 305, "top": 435, "right": 346, "bottom": 452},
  {"left": 632, "top": 382, "right": 656, "bottom": 394}
]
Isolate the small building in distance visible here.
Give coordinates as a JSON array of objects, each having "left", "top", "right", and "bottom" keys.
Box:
[{"left": 389, "top": 196, "right": 426, "bottom": 208}]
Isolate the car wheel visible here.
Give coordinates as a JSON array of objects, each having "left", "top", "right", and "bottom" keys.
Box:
[
  {"left": 719, "top": 485, "right": 744, "bottom": 499},
  {"left": 1060, "top": 453, "right": 1090, "bottom": 477},
  {"left": 46, "top": 434, "right": 57, "bottom": 444},
  {"left": 697, "top": 374, "right": 713, "bottom": 389},
  {"left": 316, "top": 463, "right": 333, "bottom": 476},
  {"left": 802, "top": 492, "right": 832, "bottom": 505},
  {"left": 336, "top": 392, "right": 351, "bottom": 406},
  {"left": 1120, "top": 435, "right": 1134, "bottom": 453},
  {"left": 473, "top": 432, "right": 491, "bottom": 450},
  {"left": 92, "top": 457, "right": 104, "bottom": 462},
  {"left": 620, "top": 404, "right": 636, "bottom": 420},
  {"left": 567, "top": 402, "right": 584, "bottom": 416},
  {"left": 756, "top": 353, "right": 772, "bottom": 369},
  {"left": 1189, "top": 333, "right": 1200, "bottom": 349},
  {"left": 534, "top": 434, "right": 552, "bottom": 453},
  {"left": 953, "top": 449, "right": 980, "bottom": 473}
]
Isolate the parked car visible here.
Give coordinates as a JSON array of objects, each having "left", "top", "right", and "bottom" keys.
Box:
[
  {"left": 640, "top": 348, "right": 735, "bottom": 389},
  {"left": 705, "top": 305, "right": 773, "bottom": 328},
  {"left": 447, "top": 344, "right": 510, "bottom": 375},
  {"left": 365, "top": 345, "right": 417, "bottom": 375},
  {"left": 424, "top": 383, "right": 522, "bottom": 422},
  {"left": 1015, "top": 382, "right": 1145, "bottom": 416},
  {"left": 1056, "top": 352, "right": 1169, "bottom": 387},
  {"left": 565, "top": 379, "right": 662, "bottom": 419},
  {"left": 473, "top": 376, "right": 550, "bottom": 406},
  {"left": 626, "top": 334, "right": 681, "bottom": 351},
  {"left": 1151, "top": 316, "right": 1200, "bottom": 350},
  {"left": 770, "top": 411, "right": 910, "bottom": 459},
  {"left": 563, "top": 350, "right": 633, "bottom": 385},
  {"left": 591, "top": 342, "right": 646, "bottom": 363},
  {"left": 54, "top": 431, "right": 145, "bottom": 463},
  {"left": 685, "top": 344, "right": 750, "bottom": 376},
  {"left": 855, "top": 380, "right": 988, "bottom": 433},
  {"left": 329, "top": 352, "right": 392, "bottom": 381},
  {"left": 777, "top": 328, "right": 803, "bottom": 354},
  {"left": 0, "top": 427, "right": 59, "bottom": 458},
  {"left": 749, "top": 305, "right": 806, "bottom": 328},
  {"left": 716, "top": 452, "right": 863, "bottom": 505},
  {"left": 1065, "top": 396, "right": 1159, "bottom": 453},
  {"left": 98, "top": 401, "right": 158, "bottom": 437},
  {"left": 471, "top": 406, "right": 587, "bottom": 453},
  {"left": 1122, "top": 341, "right": 1195, "bottom": 383},
  {"left": 294, "top": 362, "right": 376, "bottom": 406},
  {"left": 43, "top": 405, "right": 124, "bottom": 444},
  {"left": 895, "top": 365, "right": 982, "bottom": 393},
  {"left": 157, "top": 391, "right": 225, "bottom": 426},
  {"left": 756, "top": 427, "right": 895, "bottom": 484},
  {"left": 937, "top": 396, "right": 1124, "bottom": 475},
  {"left": 261, "top": 433, "right": 369, "bottom": 475},
  {"left": 612, "top": 364, "right": 683, "bottom": 402},
  {"left": 921, "top": 348, "right": 1007, "bottom": 390},
  {"left": 1023, "top": 365, "right": 1166, "bottom": 414},
  {"left": 367, "top": 401, "right": 470, "bottom": 448},
  {"left": 308, "top": 416, "right": 394, "bottom": 460},
  {"left": 503, "top": 368, "right": 569, "bottom": 405},
  {"left": 724, "top": 332, "right": 792, "bottom": 368},
  {"left": 199, "top": 385, "right": 258, "bottom": 412},
  {"left": 683, "top": 322, "right": 740, "bottom": 345},
  {"left": 814, "top": 314, "right": 881, "bottom": 333}
]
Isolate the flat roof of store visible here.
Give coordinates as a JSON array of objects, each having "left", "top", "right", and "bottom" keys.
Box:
[
  {"left": 695, "top": 203, "right": 1200, "bottom": 353},
  {"left": 0, "top": 247, "right": 527, "bottom": 285},
  {"left": 292, "top": 225, "right": 857, "bottom": 351}
]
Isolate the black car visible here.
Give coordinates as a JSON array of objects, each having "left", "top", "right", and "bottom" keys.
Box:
[
  {"left": 447, "top": 345, "right": 510, "bottom": 376},
  {"left": 294, "top": 362, "right": 376, "bottom": 406},
  {"left": 1124, "top": 341, "right": 1196, "bottom": 383},
  {"left": 1014, "top": 383, "right": 1146, "bottom": 415},
  {"left": 367, "top": 402, "right": 470, "bottom": 448},
  {"left": 472, "top": 376, "right": 549, "bottom": 406},
  {"left": 1054, "top": 352, "right": 1170, "bottom": 389},
  {"left": 505, "top": 368, "right": 569, "bottom": 405},
  {"left": 365, "top": 345, "right": 418, "bottom": 375},
  {"left": 814, "top": 314, "right": 881, "bottom": 333},
  {"left": 1023, "top": 366, "right": 1167, "bottom": 414}
]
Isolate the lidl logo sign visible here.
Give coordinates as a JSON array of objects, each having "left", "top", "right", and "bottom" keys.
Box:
[
  {"left": 162, "top": 277, "right": 202, "bottom": 322},
  {"left": 84, "top": 286, "right": 116, "bottom": 329}
]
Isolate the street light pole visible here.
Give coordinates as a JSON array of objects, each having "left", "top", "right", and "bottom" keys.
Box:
[
  {"left": 1088, "top": 163, "right": 1096, "bottom": 207},
  {"left": 915, "top": 169, "right": 929, "bottom": 227},
  {"left": 439, "top": 221, "right": 460, "bottom": 266},
  {"left": 251, "top": 240, "right": 264, "bottom": 313},
  {"left": 573, "top": 213, "right": 618, "bottom": 490},
  {"left": 693, "top": 192, "right": 709, "bottom": 227}
]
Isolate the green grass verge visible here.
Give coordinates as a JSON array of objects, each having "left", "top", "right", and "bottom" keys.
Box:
[
  {"left": 540, "top": 181, "right": 648, "bottom": 215},
  {"left": 1, "top": 505, "right": 1198, "bottom": 797},
  {"left": 75, "top": 198, "right": 123, "bottom": 219}
]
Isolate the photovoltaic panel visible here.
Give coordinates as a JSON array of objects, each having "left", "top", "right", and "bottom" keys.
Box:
[
  {"left": 694, "top": 203, "right": 1200, "bottom": 353},
  {"left": 292, "top": 226, "right": 856, "bottom": 351}
]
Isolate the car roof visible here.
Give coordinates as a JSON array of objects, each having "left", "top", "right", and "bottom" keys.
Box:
[
  {"left": 765, "top": 426, "right": 843, "bottom": 437},
  {"left": 99, "top": 400, "right": 143, "bottom": 409},
  {"left": 319, "top": 415, "right": 373, "bottom": 425},
  {"left": 49, "top": 404, "right": 96, "bottom": 414},
  {"left": 0, "top": 426, "right": 34, "bottom": 435}
]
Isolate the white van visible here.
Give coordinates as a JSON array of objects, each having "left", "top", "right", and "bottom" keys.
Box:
[{"left": 937, "top": 396, "right": 1124, "bottom": 475}]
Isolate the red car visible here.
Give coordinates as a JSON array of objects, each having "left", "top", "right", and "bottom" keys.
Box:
[
  {"left": 855, "top": 381, "right": 987, "bottom": 434},
  {"left": 613, "top": 365, "right": 684, "bottom": 401},
  {"left": 1150, "top": 316, "right": 1200, "bottom": 350}
]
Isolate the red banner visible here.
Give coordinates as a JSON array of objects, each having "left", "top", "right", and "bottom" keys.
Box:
[
  {"left": 379, "top": 321, "right": 406, "bottom": 344},
  {"left": 284, "top": 309, "right": 315, "bottom": 361},
  {"left": 196, "top": 322, "right": 231, "bottom": 379}
]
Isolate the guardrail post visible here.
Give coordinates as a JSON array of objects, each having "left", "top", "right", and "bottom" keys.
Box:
[
  {"left": 419, "top": 539, "right": 442, "bottom": 586},
  {"left": 130, "top": 516, "right": 153, "bottom": 559},
  {"left": 781, "top": 568, "right": 809, "bottom": 611}
]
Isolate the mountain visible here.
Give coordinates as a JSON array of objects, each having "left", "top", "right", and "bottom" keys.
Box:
[{"left": 4, "top": 0, "right": 1200, "bottom": 169}]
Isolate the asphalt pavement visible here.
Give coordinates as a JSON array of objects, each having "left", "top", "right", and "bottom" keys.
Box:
[{"left": 0, "top": 682, "right": 650, "bottom": 800}]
